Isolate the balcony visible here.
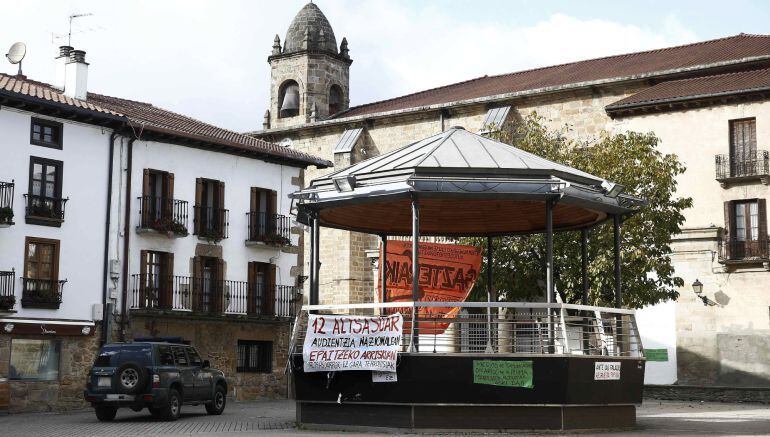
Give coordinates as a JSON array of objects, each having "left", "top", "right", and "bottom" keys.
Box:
[
  {"left": 194, "top": 206, "right": 229, "bottom": 241},
  {"left": 715, "top": 151, "right": 770, "bottom": 187},
  {"left": 246, "top": 212, "right": 292, "bottom": 247},
  {"left": 0, "top": 181, "right": 14, "bottom": 227},
  {"left": 23, "top": 194, "right": 68, "bottom": 227},
  {"left": 137, "top": 196, "right": 189, "bottom": 237},
  {"left": 129, "top": 274, "right": 297, "bottom": 318},
  {"left": 21, "top": 277, "right": 67, "bottom": 309},
  {"left": 718, "top": 239, "right": 769, "bottom": 265},
  {"left": 0, "top": 270, "right": 15, "bottom": 311}
]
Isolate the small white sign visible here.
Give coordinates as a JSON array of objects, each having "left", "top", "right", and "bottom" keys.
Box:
[
  {"left": 372, "top": 371, "right": 398, "bottom": 383},
  {"left": 594, "top": 361, "right": 621, "bottom": 380}
]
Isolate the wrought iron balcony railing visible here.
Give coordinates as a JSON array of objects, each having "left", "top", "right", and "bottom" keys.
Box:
[
  {"left": 21, "top": 277, "right": 67, "bottom": 309},
  {"left": 193, "top": 206, "right": 229, "bottom": 240},
  {"left": 0, "top": 270, "right": 15, "bottom": 310},
  {"left": 718, "top": 238, "right": 770, "bottom": 262},
  {"left": 715, "top": 151, "right": 770, "bottom": 182},
  {"left": 23, "top": 194, "right": 68, "bottom": 224},
  {"left": 0, "top": 181, "right": 14, "bottom": 227},
  {"left": 137, "top": 196, "right": 189, "bottom": 236},
  {"left": 246, "top": 212, "right": 292, "bottom": 246},
  {"left": 129, "top": 274, "right": 297, "bottom": 318}
]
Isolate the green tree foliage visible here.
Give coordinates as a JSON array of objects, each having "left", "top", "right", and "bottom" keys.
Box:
[{"left": 463, "top": 114, "right": 692, "bottom": 308}]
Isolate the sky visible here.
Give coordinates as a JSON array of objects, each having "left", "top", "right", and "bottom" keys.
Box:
[{"left": 1, "top": 0, "right": 769, "bottom": 132}]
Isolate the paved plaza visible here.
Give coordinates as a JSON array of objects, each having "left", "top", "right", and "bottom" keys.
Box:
[{"left": 0, "top": 399, "right": 769, "bottom": 436}]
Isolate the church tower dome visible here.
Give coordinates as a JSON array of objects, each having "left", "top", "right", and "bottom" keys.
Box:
[
  {"left": 265, "top": 2, "right": 352, "bottom": 130},
  {"left": 283, "top": 2, "right": 338, "bottom": 54}
]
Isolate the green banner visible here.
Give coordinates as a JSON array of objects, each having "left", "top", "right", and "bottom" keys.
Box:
[
  {"left": 473, "top": 360, "right": 533, "bottom": 388},
  {"left": 645, "top": 349, "right": 669, "bottom": 362}
]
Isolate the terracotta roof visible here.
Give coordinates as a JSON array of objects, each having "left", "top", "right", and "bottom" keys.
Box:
[
  {"left": 0, "top": 73, "right": 330, "bottom": 168},
  {"left": 333, "top": 34, "right": 770, "bottom": 119},
  {"left": 606, "top": 67, "right": 770, "bottom": 110}
]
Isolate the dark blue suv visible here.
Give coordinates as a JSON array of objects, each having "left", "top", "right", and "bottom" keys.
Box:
[{"left": 84, "top": 341, "right": 227, "bottom": 421}]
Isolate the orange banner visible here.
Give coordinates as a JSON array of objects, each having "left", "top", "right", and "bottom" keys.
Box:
[{"left": 378, "top": 240, "right": 482, "bottom": 335}]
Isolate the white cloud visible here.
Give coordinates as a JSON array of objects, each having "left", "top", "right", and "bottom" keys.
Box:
[{"left": 0, "top": 0, "right": 698, "bottom": 132}]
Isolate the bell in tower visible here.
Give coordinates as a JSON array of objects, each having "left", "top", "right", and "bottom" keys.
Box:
[{"left": 265, "top": 2, "right": 353, "bottom": 129}]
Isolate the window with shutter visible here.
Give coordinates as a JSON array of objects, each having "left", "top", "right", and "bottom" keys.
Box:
[{"left": 729, "top": 118, "right": 757, "bottom": 177}]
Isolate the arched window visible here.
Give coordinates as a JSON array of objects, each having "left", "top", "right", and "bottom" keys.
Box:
[
  {"left": 329, "top": 85, "right": 343, "bottom": 115},
  {"left": 278, "top": 80, "right": 300, "bottom": 118}
]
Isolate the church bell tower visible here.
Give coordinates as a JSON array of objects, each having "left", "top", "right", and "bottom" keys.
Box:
[{"left": 265, "top": 2, "right": 352, "bottom": 130}]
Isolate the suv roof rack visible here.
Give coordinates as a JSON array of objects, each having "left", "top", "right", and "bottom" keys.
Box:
[{"left": 133, "top": 336, "right": 189, "bottom": 344}]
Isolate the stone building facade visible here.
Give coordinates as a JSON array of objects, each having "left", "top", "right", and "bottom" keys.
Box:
[{"left": 248, "top": 3, "right": 770, "bottom": 389}]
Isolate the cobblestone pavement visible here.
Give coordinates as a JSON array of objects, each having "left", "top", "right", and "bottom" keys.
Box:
[{"left": 1, "top": 400, "right": 769, "bottom": 436}]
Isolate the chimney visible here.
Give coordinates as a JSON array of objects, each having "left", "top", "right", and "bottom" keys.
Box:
[
  {"left": 54, "top": 46, "right": 73, "bottom": 90},
  {"left": 64, "top": 49, "right": 88, "bottom": 100}
]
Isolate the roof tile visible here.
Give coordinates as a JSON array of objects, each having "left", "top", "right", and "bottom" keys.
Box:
[{"left": 334, "top": 34, "right": 770, "bottom": 119}]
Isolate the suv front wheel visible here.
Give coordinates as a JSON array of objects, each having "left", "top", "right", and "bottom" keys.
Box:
[
  {"left": 158, "top": 388, "right": 182, "bottom": 421},
  {"left": 205, "top": 385, "right": 226, "bottom": 415}
]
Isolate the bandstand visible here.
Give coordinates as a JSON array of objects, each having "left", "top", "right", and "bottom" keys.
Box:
[{"left": 287, "top": 126, "right": 647, "bottom": 431}]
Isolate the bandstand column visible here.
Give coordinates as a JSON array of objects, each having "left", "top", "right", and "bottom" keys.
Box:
[
  {"left": 411, "top": 196, "right": 420, "bottom": 351},
  {"left": 311, "top": 213, "right": 320, "bottom": 306},
  {"left": 613, "top": 214, "right": 622, "bottom": 308},
  {"left": 581, "top": 228, "right": 589, "bottom": 305},
  {"left": 545, "top": 200, "right": 554, "bottom": 304},
  {"left": 486, "top": 236, "right": 493, "bottom": 352},
  {"left": 380, "top": 234, "right": 388, "bottom": 304}
]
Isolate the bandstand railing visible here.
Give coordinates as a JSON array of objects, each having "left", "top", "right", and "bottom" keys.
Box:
[{"left": 289, "top": 301, "right": 643, "bottom": 358}]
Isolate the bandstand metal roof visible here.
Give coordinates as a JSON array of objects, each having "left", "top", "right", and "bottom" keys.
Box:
[{"left": 292, "top": 126, "right": 643, "bottom": 236}]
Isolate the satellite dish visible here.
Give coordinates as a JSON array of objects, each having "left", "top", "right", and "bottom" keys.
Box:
[{"left": 6, "top": 42, "right": 26, "bottom": 75}]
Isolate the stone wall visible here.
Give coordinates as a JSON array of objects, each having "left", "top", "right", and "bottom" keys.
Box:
[
  {"left": 0, "top": 327, "right": 102, "bottom": 413},
  {"left": 129, "top": 314, "right": 291, "bottom": 400}
]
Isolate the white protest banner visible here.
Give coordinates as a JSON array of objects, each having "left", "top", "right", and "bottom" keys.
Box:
[{"left": 303, "top": 313, "right": 403, "bottom": 372}]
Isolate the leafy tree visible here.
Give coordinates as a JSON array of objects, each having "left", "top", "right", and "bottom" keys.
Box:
[{"left": 463, "top": 114, "right": 692, "bottom": 309}]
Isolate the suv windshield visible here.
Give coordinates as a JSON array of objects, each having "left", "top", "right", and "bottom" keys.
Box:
[{"left": 93, "top": 344, "right": 154, "bottom": 367}]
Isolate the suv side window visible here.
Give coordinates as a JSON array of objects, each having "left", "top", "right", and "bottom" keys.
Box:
[
  {"left": 187, "top": 347, "right": 202, "bottom": 367},
  {"left": 172, "top": 346, "right": 188, "bottom": 366},
  {"left": 158, "top": 345, "right": 174, "bottom": 366}
]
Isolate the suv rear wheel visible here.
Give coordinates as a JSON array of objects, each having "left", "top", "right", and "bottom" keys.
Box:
[
  {"left": 95, "top": 405, "right": 118, "bottom": 422},
  {"left": 158, "top": 388, "right": 182, "bottom": 421},
  {"left": 205, "top": 385, "right": 226, "bottom": 415}
]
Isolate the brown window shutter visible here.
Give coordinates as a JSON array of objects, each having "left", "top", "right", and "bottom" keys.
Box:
[
  {"left": 160, "top": 252, "right": 173, "bottom": 309},
  {"left": 139, "top": 250, "right": 148, "bottom": 308},
  {"left": 250, "top": 187, "right": 258, "bottom": 239},
  {"left": 266, "top": 265, "right": 276, "bottom": 316},
  {"left": 194, "top": 178, "right": 203, "bottom": 235},
  {"left": 166, "top": 173, "right": 174, "bottom": 199},
  {"left": 217, "top": 181, "right": 226, "bottom": 238},
  {"left": 757, "top": 199, "right": 768, "bottom": 252},
  {"left": 247, "top": 262, "right": 256, "bottom": 315},
  {"left": 192, "top": 256, "right": 203, "bottom": 311},
  {"left": 268, "top": 190, "right": 278, "bottom": 234},
  {"left": 142, "top": 169, "right": 150, "bottom": 197},
  {"left": 268, "top": 190, "right": 278, "bottom": 216},
  {"left": 214, "top": 258, "right": 225, "bottom": 313}
]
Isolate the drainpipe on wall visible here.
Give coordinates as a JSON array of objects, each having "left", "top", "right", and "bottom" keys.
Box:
[
  {"left": 101, "top": 130, "right": 120, "bottom": 344},
  {"left": 119, "top": 138, "right": 135, "bottom": 342}
]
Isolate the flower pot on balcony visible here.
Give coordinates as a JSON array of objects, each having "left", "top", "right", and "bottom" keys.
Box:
[{"left": 0, "top": 207, "right": 13, "bottom": 228}]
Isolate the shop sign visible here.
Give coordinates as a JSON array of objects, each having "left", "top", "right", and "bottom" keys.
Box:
[
  {"left": 594, "top": 361, "right": 621, "bottom": 380},
  {"left": 303, "top": 313, "right": 403, "bottom": 372}
]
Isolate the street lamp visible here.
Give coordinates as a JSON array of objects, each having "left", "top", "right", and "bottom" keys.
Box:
[
  {"left": 692, "top": 279, "right": 703, "bottom": 295},
  {"left": 691, "top": 279, "right": 715, "bottom": 306}
]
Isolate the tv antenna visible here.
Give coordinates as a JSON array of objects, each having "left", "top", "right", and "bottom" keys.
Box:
[
  {"left": 51, "top": 13, "right": 97, "bottom": 46},
  {"left": 6, "top": 42, "right": 26, "bottom": 76}
]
